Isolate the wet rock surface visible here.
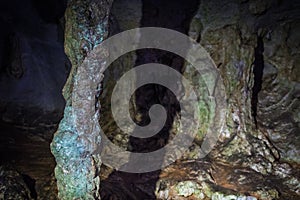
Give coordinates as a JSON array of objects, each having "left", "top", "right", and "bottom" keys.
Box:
[
  {"left": 0, "top": 0, "right": 299, "bottom": 199},
  {"left": 150, "top": 0, "right": 300, "bottom": 199},
  {"left": 0, "top": 123, "right": 58, "bottom": 199},
  {"left": 0, "top": 165, "right": 33, "bottom": 200},
  {"left": 99, "top": 0, "right": 200, "bottom": 199},
  {"left": 99, "top": 0, "right": 300, "bottom": 200},
  {"left": 51, "top": 0, "right": 113, "bottom": 199}
]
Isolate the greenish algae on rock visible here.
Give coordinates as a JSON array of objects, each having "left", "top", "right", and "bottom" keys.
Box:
[{"left": 50, "top": 0, "right": 113, "bottom": 199}]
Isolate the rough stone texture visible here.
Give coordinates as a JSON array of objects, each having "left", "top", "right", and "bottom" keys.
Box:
[
  {"left": 99, "top": 0, "right": 142, "bottom": 155},
  {"left": 153, "top": 0, "right": 300, "bottom": 199},
  {"left": 83, "top": 0, "right": 299, "bottom": 199},
  {"left": 258, "top": 21, "right": 300, "bottom": 163},
  {"left": 99, "top": 1, "right": 202, "bottom": 199},
  {"left": 0, "top": 165, "right": 33, "bottom": 200},
  {"left": 58, "top": 0, "right": 300, "bottom": 199},
  {"left": 0, "top": 123, "right": 58, "bottom": 199},
  {"left": 1, "top": 0, "right": 297, "bottom": 199},
  {"left": 50, "top": 0, "right": 113, "bottom": 199},
  {"left": 62, "top": 0, "right": 111, "bottom": 104}
]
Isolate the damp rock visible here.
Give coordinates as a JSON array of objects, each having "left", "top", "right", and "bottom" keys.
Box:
[{"left": 0, "top": 166, "right": 33, "bottom": 200}]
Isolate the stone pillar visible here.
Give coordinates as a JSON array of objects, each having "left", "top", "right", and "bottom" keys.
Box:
[{"left": 51, "top": 0, "right": 113, "bottom": 199}]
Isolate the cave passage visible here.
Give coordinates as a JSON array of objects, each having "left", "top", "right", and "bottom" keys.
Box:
[
  {"left": 100, "top": 0, "right": 200, "bottom": 199},
  {"left": 251, "top": 36, "right": 264, "bottom": 128},
  {"left": 1, "top": 0, "right": 299, "bottom": 199},
  {"left": 0, "top": 0, "right": 68, "bottom": 199}
]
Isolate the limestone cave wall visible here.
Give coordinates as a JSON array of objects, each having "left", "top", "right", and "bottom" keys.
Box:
[{"left": 0, "top": 0, "right": 299, "bottom": 200}]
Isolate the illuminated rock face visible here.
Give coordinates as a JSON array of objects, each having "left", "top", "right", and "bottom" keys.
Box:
[
  {"left": 154, "top": 1, "right": 300, "bottom": 199},
  {"left": 51, "top": 0, "right": 299, "bottom": 199},
  {"left": 98, "top": 1, "right": 299, "bottom": 200},
  {"left": 50, "top": 0, "right": 112, "bottom": 199}
]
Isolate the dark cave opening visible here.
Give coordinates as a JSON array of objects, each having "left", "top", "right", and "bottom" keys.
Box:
[
  {"left": 22, "top": 173, "right": 38, "bottom": 199},
  {"left": 0, "top": 0, "right": 68, "bottom": 198},
  {"left": 251, "top": 35, "right": 264, "bottom": 128},
  {"left": 0, "top": 0, "right": 299, "bottom": 199},
  {"left": 100, "top": 0, "right": 200, "bottom": 199}
]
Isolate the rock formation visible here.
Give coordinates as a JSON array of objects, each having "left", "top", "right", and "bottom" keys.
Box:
[{"left": 0, "top": 0, "right": 299, "bottom": 199}]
